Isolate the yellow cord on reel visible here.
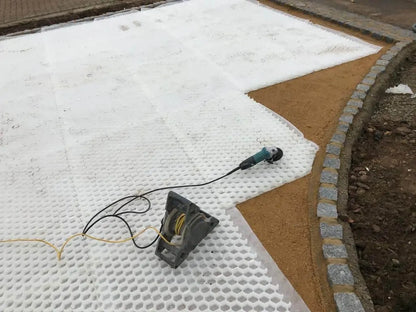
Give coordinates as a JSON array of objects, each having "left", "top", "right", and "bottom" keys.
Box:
[
  {"left": 1, "top": 212, "right": 191, "bottom": 260},
  {"left": 0, "top": 226, "right": 174, "bottom": 261},
  {"left": 174, "top": 213, "right": 186, "bottom": 235}
]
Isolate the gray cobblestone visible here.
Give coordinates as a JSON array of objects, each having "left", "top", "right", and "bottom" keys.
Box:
[
  {"left": 323, "top": 244, "right": 348, "bottom": 259},
  {"left": 343, "top": 105, "right": 358, "bottom": 115},
  {"left": 326, "top": 143, "right": 341, "bottom": 156},
  {"left": 317, "top": 201, "right": 338, "bottom": 218},
  {"left": 356, "top": 84, "right": 370, "bottom": 92},
  {"left": 395, "top": 41, "right": 409, "bottom": 49},
  {"left": 324, "top": 156, "right": 341, "bottom": 169},
  {"left": 351, "top": 90, "right": 366, "bottom": 100},
  {"left": 337, "top": 122, "right": 349, "bottom": 133},
  {"left": 339, "top": 113, "right": 354, "bottom": 124},
  {"left": 334, "top": 293, "right": 365, "bottom": 312},
  {"left": 366, "top": 71, "right": 378, "bottom": 78},
  {"left": 371, "top": 65, "right": 386, "bottom": 73},
  {"left": 361, "top": 77, "right": 375, "bottom": 86},
  {"left": 320, "top": 222, "right": 343, "bottom": 239},
  {"left": 389, "top": 49, "right": 399, "bottom": 57},
  {"left": 376, "top": 59, "right": 389, "bottom": 66},
  {"left": 327, "top": 264, "right": 354, "bottom": 285},
  {"left": 388, "top": 46, "right": 401, "bottom": 54},
  {"left": 319, "top": 186, "right": 338, "bottom": 201},
  {"left": 320, "top": 170, "right": 338, "bottom": 184},
  {"left": 381, "top": 53, "right": 394, "bottom": 61},
  {"left": 331, "top": 132, "right": 346, "bottom": 145},
  {"left": 319, "top": 186, "right": 338, "bottom": 202},
  {"left": 347, "top": 99, "right": 363, "bottom": 108},
  {"left": 371, "top": 32, "right": 383, "bottom": 40}
]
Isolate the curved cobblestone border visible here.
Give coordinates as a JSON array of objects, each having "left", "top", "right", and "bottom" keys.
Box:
[
  {"left": 333, "top": 42, "right": 416, "bottom": 312},
  {"left": 270, "top": 0, "right": 415, "bottom": 311},
  {"left": 317, "top": 43, "right": 412, "bottom": 312}
]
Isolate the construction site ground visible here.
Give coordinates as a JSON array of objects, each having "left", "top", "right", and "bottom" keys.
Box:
[{"left": 1, "top": 0, "right": 404, "bottom": 311}]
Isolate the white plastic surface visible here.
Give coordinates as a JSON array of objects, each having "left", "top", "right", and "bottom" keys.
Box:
[
  {"left": 0, "top": 0, "right": 380, "bottom": 311},
  {"left": 142, "top": 0, "right": 381, "bottom": 93},
  {"left": 385, "top": 83, "right": 414, "bottom": 95}
]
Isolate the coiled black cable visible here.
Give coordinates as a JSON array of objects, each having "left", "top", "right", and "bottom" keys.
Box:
[{"left": 82, "top": 166, "right": 240, "bottom": 249}]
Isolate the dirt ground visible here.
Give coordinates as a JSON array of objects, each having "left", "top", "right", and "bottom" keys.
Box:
[
  {"left": 348, "top": 52, "right": 416, "bottom": 312},
  {"left": 309, "top": 0, "right": 416, "bottom": 30},
  {"left": 238, "top": 1, "right": 390, "bottom": 311}
]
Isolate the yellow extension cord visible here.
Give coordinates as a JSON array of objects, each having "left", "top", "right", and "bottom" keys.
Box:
[
  {"left": 174, "top": 213, "right": 186, "bottom": 235},
  {"left": 0, "top": 226, "right": 175, "bottom": 261}
]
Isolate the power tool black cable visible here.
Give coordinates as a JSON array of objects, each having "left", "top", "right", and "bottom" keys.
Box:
[{"left": 82, "top": 166, "right": 240, "bottom": 248}]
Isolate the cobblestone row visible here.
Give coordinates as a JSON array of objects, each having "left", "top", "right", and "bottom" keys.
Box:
[{"left": 317, "top": 42, "right": 413, "bottom": 312}]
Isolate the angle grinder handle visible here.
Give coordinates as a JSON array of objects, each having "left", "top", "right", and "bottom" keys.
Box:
[{"left": 239, "top": 147, "right": 283, "bottom": 170}]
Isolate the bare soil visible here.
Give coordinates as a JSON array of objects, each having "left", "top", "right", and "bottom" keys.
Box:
[{"left": 349, "top": 52, "right": 416, "bottom": 312}]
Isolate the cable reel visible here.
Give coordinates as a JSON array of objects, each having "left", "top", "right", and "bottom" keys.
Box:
[{"left": 155, "top": 192, "right": 219, "bottom": 268}]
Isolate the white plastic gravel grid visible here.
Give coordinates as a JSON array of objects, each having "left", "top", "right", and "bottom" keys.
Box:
[{"left": 0, "top": 0, "right": 381, "bottom": 311}]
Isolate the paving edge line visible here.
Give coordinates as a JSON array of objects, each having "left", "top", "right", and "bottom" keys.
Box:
[
  {"left": 268, "top": 1, "right": 416, "bottom": 311},
  {"left": 0, "top": 0, "right": 178, "bottom": 37}
]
